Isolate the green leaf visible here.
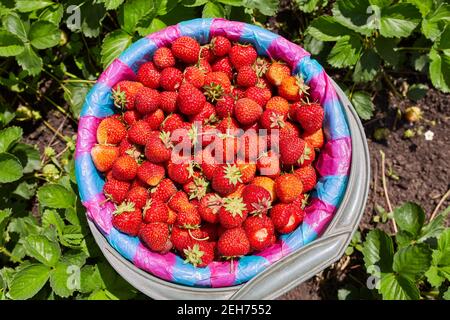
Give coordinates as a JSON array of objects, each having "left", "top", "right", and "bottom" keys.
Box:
[
  {"left": 425, "top": 265, "right": 443, "bottom": 287},
  {"left": 202, "top": 1, "right": 225, "bottom": 17},
  {"left": 63, "top": 82, "right": 92, "bottom": 119},
  {"left": 8, "top": 264, "right": 51, "bottom": 300},
  {"left": 444, "top": 287, "right": 450, "bottom": 300},
  {"left": 37, "top": 184, "right": 76, "bottom": 209},
  {"left": 29, "top": 21, "right": 60, "bottom": 50},
  {"left": 369, "top": 0, "right": 391, "bottom": 7},
  {"left": 100, "top": 30, "right": 133, "bottom": 68},
  {"left": 49, "top": 262, "right": 74, "bottom": 298},
  {"left": 379, "top": 273, "right": 420, "bottom": 300},
  {"left": 216, "top": 0, "right": 244, "bottom": 6},
  {"left": 0, "top": 105, "right": 16, "bottom": 127},
  {"left": 353, "top": 49, "right": 380, "bottom": 83},
  {"left": 0, "top": 153, "right": 23, "bottom": 183},
  {"left": 15, "top": 0, "right": 53, "bottom": 12},
  {"left": 136, "top": 18, "right": 166, "bottom": 36},
  {"left": 100, "top": 0, "right": 125, "bottom": 10},
  {"left": 10, "top": 143, "right": 41, "bottom": 173},
  {"left": 0, "top": 30, "right": 24, "bottom": 56},
  {"left": 118, "top": 0, "right": 156, "bottom": 34},
  {"left": 16, "top": 44, "right": 42, "bottom": 76},
  {"left": 393, "top": 244, "right": 432, "bottom": 281},
  {"left": 418, "top": 206, "right": 450, "bottom": 242},
  {"left": 13, "top": 181, "right": 37, "bottom": 199},
  {"left": 407, "top": 83, "right": 428, "bottom": 101},
  {"left": 374, "top": 36, "right": 399, "bottom": 66},
  {"left": 438, "top": 229, "right": 450, "bottom": 252},
  {"left": 379, "top": 3, "right": 421, "bottom": 38},
  {"left": 332, "top": 0, "right": 375, "bottom": 36},
  {"left": 23, "top": 234, "right": 61, "bottom": 267},
  {"left": 80, "top": 265, "right": 103, "bottom": 293},
  {"left": 421, "top": 4, "right": 450, "bottom": 41},
  {"left": 351, "top": 91, "right": 374, "bottom": 120},
  {"left": 296, "top": 0, "right": 324, "bottom": 13},
  {"left": 429, "top": 48, "right": 450, "bottom": 93},
  {"left": 327, "top": 35, "right": 362, "bottom": 68},
  {"left": 0, "top": 126, "right": 22, "bottom": 153},
  {"left": 66, "top": 0, "right": 107, "bottom": 38},
  {"left": 435, "top": 24, "right": 450, "bottom": 51},
  {"left": 42, "top": 209, "right": 65, "bottom": 237},
  {"left": 183, "top": 0, "right": 209, "bottom": 7},
  {"left": 3, "top": 12, "right": 28, "bottom": 42},
  {"left": 244, "top": 0, "right": 279, "bottom": 16},
  {"left": 156, "top": 0, "right": 178, "bottom": 15},
  {"left": 407, "top": 0, "right": 433, "bottom": 16},
  {"left": 307, "top": 16, "right": 354, "bottom": 41},
  {"left": 60, "top": 251, "right": 87, "bottom": 267},
  {"left": 362, "top": 229, "right": 394, "bottom": 273},
  {"left": 39, "top": 4, "right": 63, "bottom": 25},
  {"left": 393, "top": 202, "right": 425, "bottom": 237}
]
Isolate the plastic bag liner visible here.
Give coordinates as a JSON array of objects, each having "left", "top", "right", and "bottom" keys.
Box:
[{"left": 75, "top": 18, "right": 352, "bottom": 288}]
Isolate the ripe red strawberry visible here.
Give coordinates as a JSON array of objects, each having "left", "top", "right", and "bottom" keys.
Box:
[
  {"left": 137, "top": 62, "right": 160, "bottom": 89},
  {"left": 203, "top": 71, "right": 232, "bottom": 102},
  {"left": 167, "top": 160, "right": 193, "bottom": 185},
  {"left": 160, "top": 67, "right": 183, "bottom": 91},
  {"left": 103, "top": 178, "right": 130, "bottom": 203},
  {"left": 123, "top": 110, "right": 140, "bottom": 125},
  {"left": 168, "top": 191, "right": 191, "bottom": 212},
  {"left": 167, "top": 208, "right": 177, "bottom": 224},
  {"left": 298, "top": 141, "right": 315, "bottom": 167},
  {"left": 237, "top": 163, "right": 256, "bottom": 184},
  {"left": 243, "top": 215, "right": 275, "bottom": 251},
  {"left": 302, "top": 128, "right": 324, "bottom": 149},
  {"left": 112, "top": 202, "right": 142, "bottom": 236},
  {"left": 184, "top": 66, "right": 205, "bottom": 88},
  {"left": 278, "top": 75, "right": 308, "bottom": 101},
  {"left": 112, "top": 155, "right": 138, "bottom": 181},
  {"left": 279, "top": 121, "right": 300, "bottom": 140},
  {"left": 176, "top": 206, "right": 201, "bottom": 229},
  {"left": 197, "top": 148, "right": 219, "bottom": 180},
  {"left": 235, "top": 98, "right": 263, "bottom": 126},
  {"left": 232, "top": 87, "right": 246, "bottom": 99},
  {"left": 159, "top": 91, "right": 178, "bottom": 113},
  {"left": 183, "top": 175, "right": 209, "bottom": 200},
  {"left": 127, "top": 120, "right": 153, "bottom": 145},
  {"left": 142, "top": 198, "right": 169, "bottom": 223},
  {"left": 112, "top": 81, "right": 143, "bottom": 110},
  {"left": 201, "top": 223, "right": 219, "bottom": 241},
  {"left": 189, "top": 102, "right": 217, "bottom": 125},
  {"left": 139, "top": 222, "right": 171, "bottom": 252},
  {"left": 137, "top": 161, "right": 165, "bottom": 186},
  {"left": 215, "top": 95, "right": 235, "bottom": 119},
  {"left": 294, "top": 165, "right": 317, "bottom": 192},
  {"left": 266, "top": 96, "right": 289, "bottom": 115},
  {"left": 218, "top": 196, "right": 248, "bottom": 229},
  {"left": 143, "top": 109, "right": 165, "bottom": 130},
  {"left": 217, "top": 227, "right": 250, "bottom": 258},
  {"left": 198, "top": 193, "right": 223, "bottom": 224},
  {"left": 244, "top": 86, "right": 271, "bottom": 107},
  {"left": 229, "top": 44, "right": 257, "bottom": 70},
  {"left": 144, "top": 131, "right": 172, "bottom": 163},
  {"left": 171, "top": 226, "right": 208, "bottom": 252},
  {"left": 260, "top": 110, "right": 285, "bottom": 130},
  {"left": 295, "top": 102, "right": 324, "bottom": 133},
  {"left": 242, "top": 184, "right": 272, "bottom": 216},
  {"left": 200, "top": 46, "right": 214, "bottom": 62},
  {"left": 184, "top": 242, "right": 215, "bottom": 267},
  {"left": 153, "top": 47, "right": 175, "bottom": 69},
  {"left": 211, "top": 36, "right": 231, "bottom": 57},
  {"left": 270, "top": 203, "right": 304, "bottom": 234},
  {"left": 161, "top": 113, "right": 184, "bottom": 133},
  {"left": 212, "top": 57, "right": 233, "bottom": 79},
  {"left": 279, "top": 136, "right": 306, "bottom": 165},
  {"left": 257, "top": 150, "right": 280, "bottom": 178},
  {"left": 288, "top": 101, "right": 302, "bottom": 120},
  {"left": 252, "top": 176, "right": 276, "bottom": 202},
  {"left": 135, "top": 87, "right": 160, "bottom": 114},
  {"left": 177, "top": 83, "right": 206, "bottom": 116},
  {"left": 274, "top": 174, "right": 303, "bottom": 203},
  {"left": 266, "top": 62, "right": 291, "bottom": 86},
  {"left": 198, "top": 58, "right": 213, "bottom": 73},
  {"left": 125, "top": 186, "right": 148, "bottom": 209},
  {"left": 211, "top": 164, "right": 242, "bottom": 196},
  {"left": 237, "top": 132, "right": 262, "bottom": 162},
  {"left": 91, "top": 145, "right": 119, "bottom": 172},
  {"left": 96, "top": 117, "right": 126, "bottom": 145},
  {"left": 236, "top": 65, "right": 258, "bottom": 87},
  {"left": 171, "top": 36, "right": 200, "bottom": 63},
  {"left": 150, "top": 178, "right": 177, "bottom": 202}
]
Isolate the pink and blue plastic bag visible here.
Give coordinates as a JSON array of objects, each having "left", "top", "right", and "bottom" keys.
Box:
[{"left": 75, "top": 18, "right": 352, "bottom": 288}]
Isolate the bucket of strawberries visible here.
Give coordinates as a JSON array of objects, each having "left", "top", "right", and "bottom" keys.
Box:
[{"left": 75, "top": 18, "right": 369, "bottom": 299}]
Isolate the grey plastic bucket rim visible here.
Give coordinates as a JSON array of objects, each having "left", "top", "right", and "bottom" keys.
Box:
[{"left": 87, "top": 79, "right": 370, "bottom": 300}]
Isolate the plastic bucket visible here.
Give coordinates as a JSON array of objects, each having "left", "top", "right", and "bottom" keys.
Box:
[{"left": 77, "top": 19, "right": 370, "bottom": 299}]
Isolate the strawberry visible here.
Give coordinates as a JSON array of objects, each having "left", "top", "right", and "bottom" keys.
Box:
[
  {"left": 152, "top": 47, "right": 175, "bottom": 69},
  {"left": 260, "top": 110, "right": 285, "bottom": 130},
  {"left": 112, "top": 155, "right": 138, "bottom": 181},
  {"left": 279, "top": 121, "right": 300, "bottom": 140},
  {"left": 161, "top": 113, "right": 184, "bottom": 133},
  {"left": 203, "top": 71, "right": 232, "bottom": 102},
  {"left": 142, "top": 198, "right": 169, "bottom": 223},
  {"left": 137, "top": 62, "right": 160, "bottom": 89},
  {"left": 254, "top": 57, "right": 270, "bottom": 78},
  {"left": 252, "top": 176, "right": 276, "bottom": 202},
  {"left": 302, "top": 128, "right": 324, "bottom": 149},
  {"left": 150, "top": 178, "right": 177, "bottom": 202},
  {"left": 176, "top": 206, "right": 201, "bottom": 229},
  {"left": 200, "top": 46, "right": 214, "bottom": 62},
  {"left": 237, "top": 133, "right": 264, "bottom": 162},
  {"left": 127, "top": 120, "right": 153, "bottom": 145},
  {"left": 125, "top": 186, "right": 148, "bottom": 209},
  {"left": 96, "top": 117, "right": 127, "bottom": 145},
  {"left": 232, "top": 87, "right": 246, "bottom": 99},
  {"left": 167, "top": 208, "right": 177, "bottom": 224},
  {"left": 278, "top": 75, "right": 308, "bottom": 101},
  {"left": 177, "top": 83, "right": 206, "bottom": 116},
  {"left": 184, "top": 66, "right": 205, "bottom": 88},
  {"left": 91, "top": 145, "right": 119, "bottom": 172},
  {"left": 168, "top": 191, "right": 191, "bottom": 212},
  {"left": 212, "top": 57, "right": 233, "bottom": 79},
  {"left": 112, "top": 81, "right": 143, "bottom": 110},
  {"left": 183, "top": 175, "right": 209, "bottom": 200},
  {"left": 123, "top": 110, "right": 140, "bottom": 125},
  {"left": 294, "top": 165, "right": 317, "bottom": 192},
  {"left": 143, "top": 109, "right": 165, "bottom": 130},
  {"left": 242, "top": 184, "right": 272, "bottom": 216},
  {"left": 214, "top": 134, "right": 238, "bottom": 163},
  {"left": 216, "top": 117, "right": 239, "bottom": 135},
  {"left": 237, "top": 163, "right": 256, "bottom": 184},
  {"left": 215, "top": 95, "right": 235, "bottom": 119},
  {"left": 112, "top": 202, "right": 142, "bottom": 236},
  {"left": 218, "top": 197, "right": 248, "bottom": 229},
  {"left": 257, "top": 150, "right": 280, "bottom": 178},
  {"left": 137, "top": 161, "right": 165, "bottom": 186},
  {"left": 159, "top": 91, "right": 178, "bottom": 113},
  {"left": 279, "top": 136, "right": 306, "bottom": 165},
  {"left": 229, "top": 44, "right": 257, "bottom": 70},
  {"left": 236, "top": 65, "right": 258, "bottom": 87},
  {"left": 144, "top": 131, "right": 172, "bottom": 163},
  {"left": 288, "top": 101, "right": 302, "bottom": 120},
  {"left": 197, "top": 148, "right": 219, "bottom": 180},
  {"left": 295, "top": 102, "right": 324, "bottom": 133},
  {"left": 134, "top": 87, "right": 160, "bottom": 115},
  {"left": 167, "top": 160, "right": 194, "bottom": 185},
  {"left": 198, "top": 193, "right": 223, "bottom": 224},
  {"left": 211, "top": 36, "right": 231, "bottom": 57},
  {"left": 270, "top": 203, "right": 304, "bottom": 234},
  {"left": 160, "top": 67, "right": 183, "bottom": 91},
  {"left": 211, "top": 164, "right": 242, "bottom": 196},
  {"left": 190, "top": 103, "right": 217, "bottom": 126},
  {"left": 201, "top": 223, "right": 219, "bottom": 241},
  {"left": 298, "top": 141, "right": 315, "bottom": 167},
  {"left": 171, "top": 36, "right": 200, "bottom": 63},
  {"left": 291, "top": 193, "right": 309, "bottom": 211},
  {"left": 198, "top": 58, "right": 213, "bottom": 73},
  {"left": 235, "top": 98, "right": 263, "bottom": 126},
  {"left": 217, "top": 227, "right": 250, "bottom": 258},
  {"left": 266, "top": 96, "right": 289, "bottom": 115},
  {"left": 244, "top": 86, "right": 271, "bottom": 107},
  {"left": 243, "top": 215, "right": 275, "bottom": 251},
  {"left": 184, "top": 242, "right": 215, "bottom": 267},
  {"left": 139, "top": 222, "right": 171, "bottom": 252},
  {"left": 103, "top": 178, "right": 130, "bottom": 203},
  {"left": 266, "top": 62, "right": 291, "bottom": 86},
  {"left": 171, "top": 226, "right": 208, "bottom": 252},
  {"left": 274, "top": 174, "right": 303, "bottom": 203},
  {"left": 228, "top": 184, "right": 245, "bottom": 199}
]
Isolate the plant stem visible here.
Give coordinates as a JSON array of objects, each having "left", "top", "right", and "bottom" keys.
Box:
[
  {"left": 430, "top": 188, "right": 450, "bottom": 221},
  {"left": 63, "top": 79, "right": 96, "bottom": 84},
  {"left": 380, "top": 150, "right": 397, "bottom": 233},
  {"left": 395, "top": 47, "right": 430, "bottom": 51},
  {"left": 43, "top": 120, "right": 68, "bottom": 142},
  {"left": 382, "top": 72, "right": 402, "bottom": 98},
  {"left": 0, "top": 246, "right": 23, "bottom": 264}
]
